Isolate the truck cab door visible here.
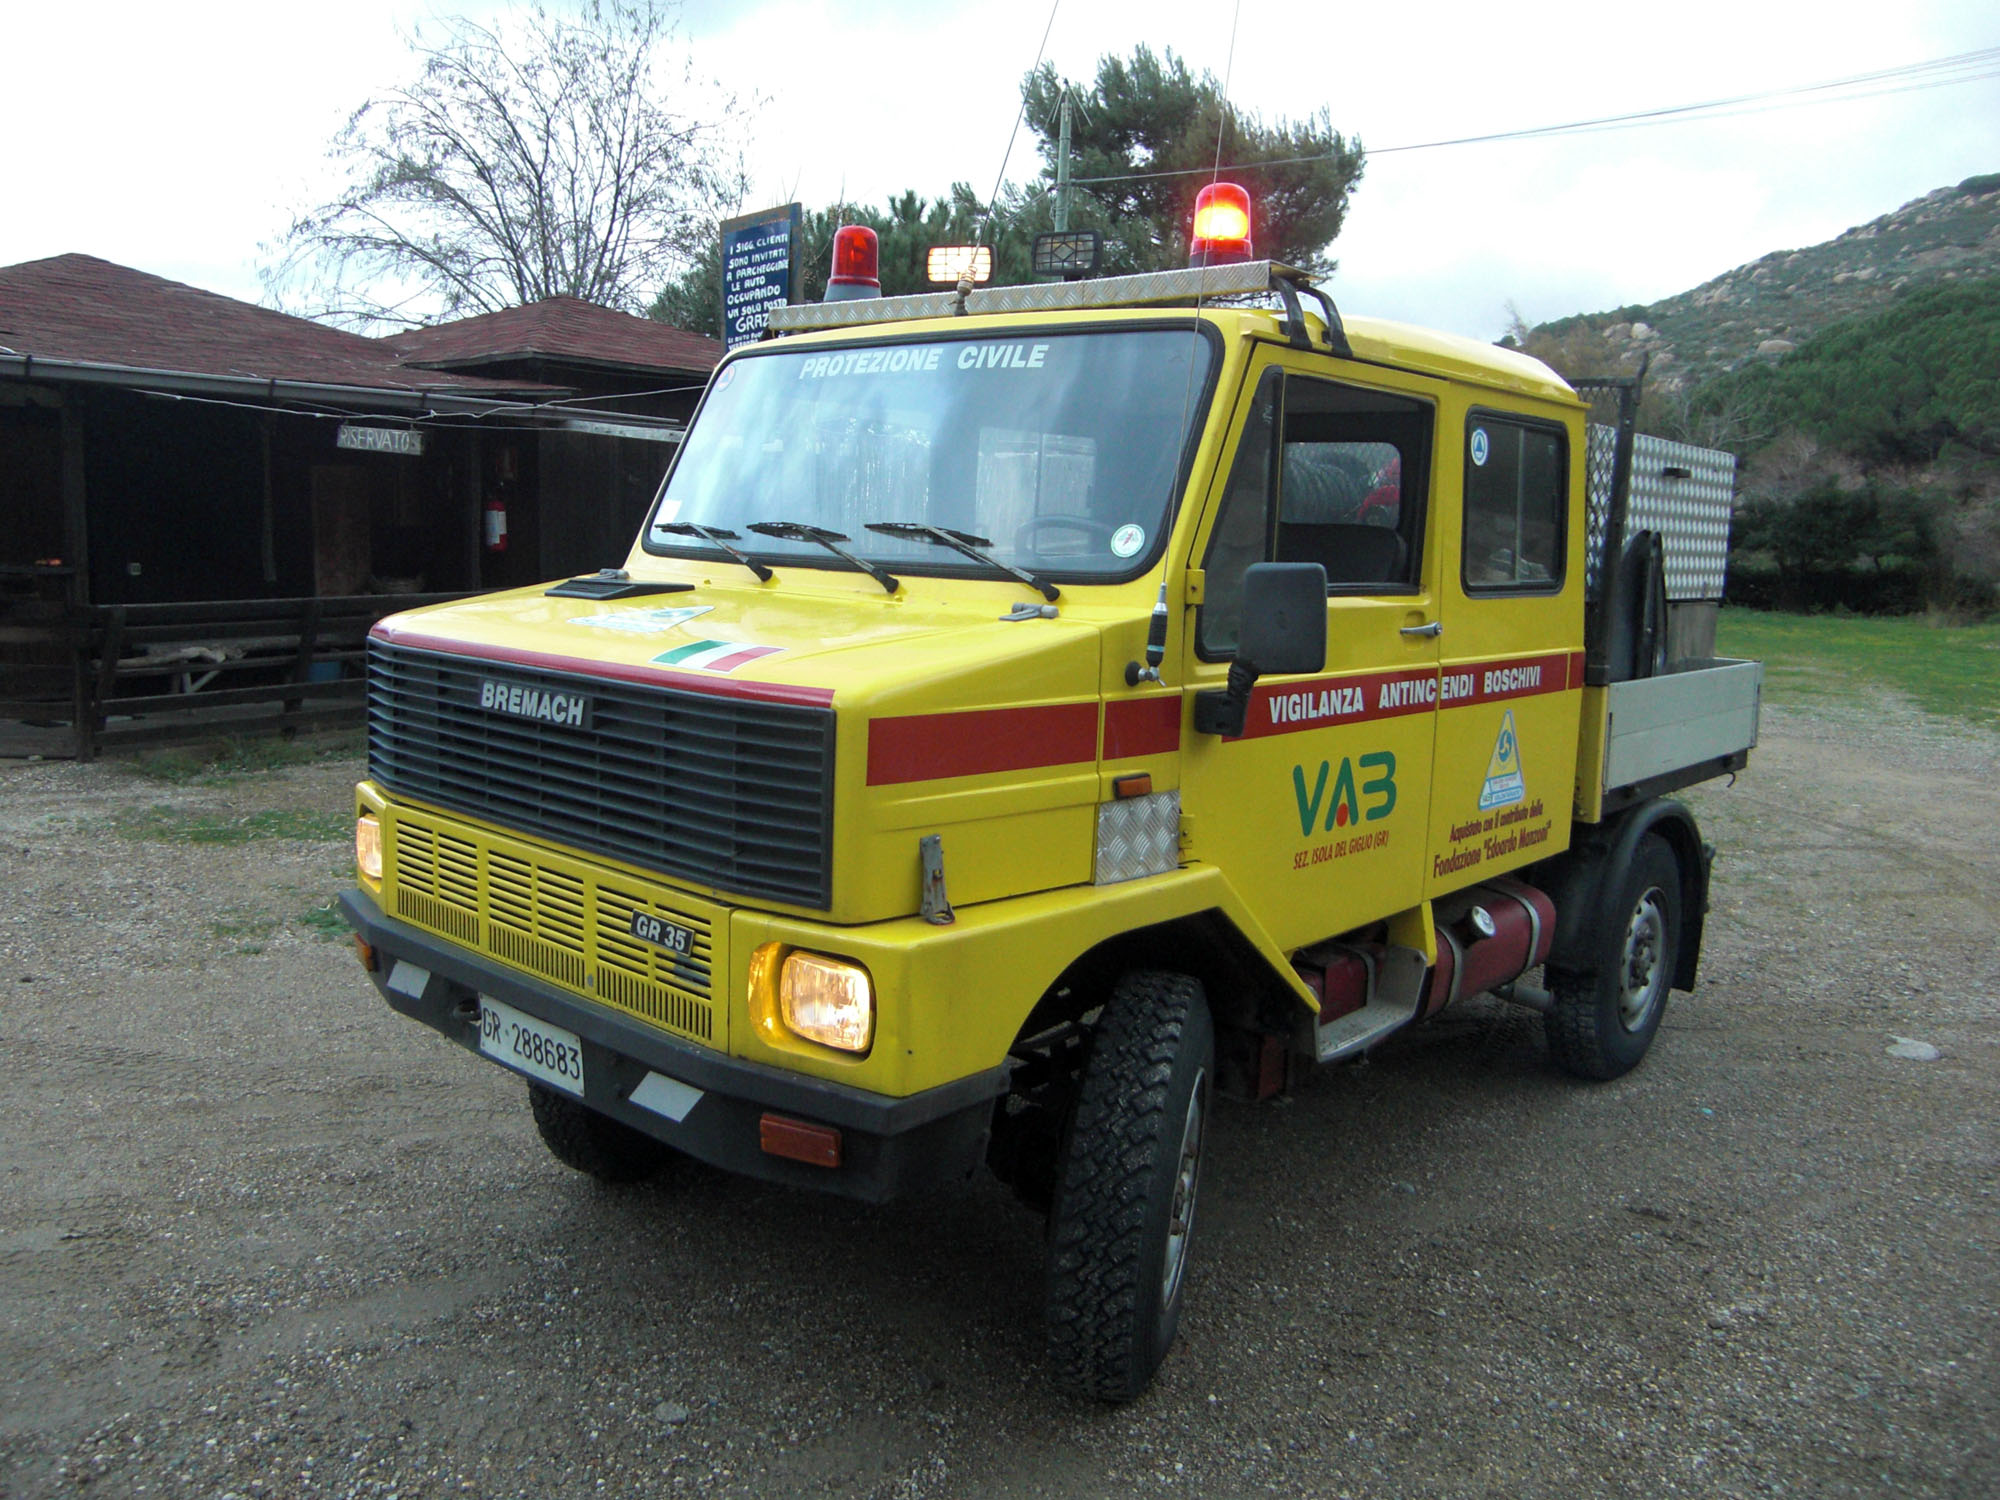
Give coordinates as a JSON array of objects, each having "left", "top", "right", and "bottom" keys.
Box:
[
  {"left": 1180, "top": 354, "right": 1444, "bottom": 953},
  {"left": 1426, "top": 407, "right": 1585, "bottom": 890}
]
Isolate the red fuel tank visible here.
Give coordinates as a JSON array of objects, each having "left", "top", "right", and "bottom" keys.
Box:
[{"left": 1423, "top": 877, "right": 1556, "bottom": 1017}]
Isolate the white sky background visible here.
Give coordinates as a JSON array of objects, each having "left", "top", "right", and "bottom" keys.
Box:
[{"left": 5, "top": 0, "right": 1997, "bottom": 340}]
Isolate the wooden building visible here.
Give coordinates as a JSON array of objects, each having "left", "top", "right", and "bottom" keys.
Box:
[
  {"left": 0, "top": 255, "right": 721, "bottom": 607},
  {"left": 383, "top": 297, "right": 722, "bottom": 586},
  {"left": 0, "top": 255, "right": 721, "bottom": 754}
]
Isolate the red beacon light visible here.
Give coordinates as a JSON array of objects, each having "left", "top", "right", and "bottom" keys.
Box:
[
  {"left": 1188, "top": 181, "right": 1254, "bottom": 267},
  {"left": 825, "top": 224, "right": 882, "bottom": 302}
]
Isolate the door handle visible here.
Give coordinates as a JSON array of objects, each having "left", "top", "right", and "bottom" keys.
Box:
[{"left": 1400, "top": 620, "right": 1442, "bottom": 638}]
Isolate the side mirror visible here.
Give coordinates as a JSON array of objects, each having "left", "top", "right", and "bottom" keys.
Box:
[
  {"left": 1195, "top": 562, "right": 1327, "bottom": 736},
  {"left": 1239, "top": 563, "right": 1327, "bottom": 676}
]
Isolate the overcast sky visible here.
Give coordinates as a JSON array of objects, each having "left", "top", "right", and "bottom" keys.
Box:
[{"left": 6, "top": 0, "right": 1996, "bottom": 340}]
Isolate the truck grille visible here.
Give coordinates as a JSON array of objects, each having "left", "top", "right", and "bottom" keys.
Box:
[
  {"left": 368, "top": 640, "right": 835, "bottom": 908},
  {"left": 389, "top": 805, "right": 718, "bottom": 1044}
]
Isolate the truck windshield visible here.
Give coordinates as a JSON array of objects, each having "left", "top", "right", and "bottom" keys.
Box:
[{"left": 645, "top": 327, "right": 1216, "bottom": 581}]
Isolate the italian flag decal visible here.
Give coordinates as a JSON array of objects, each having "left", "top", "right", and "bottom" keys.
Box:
[{"left": 652, "top": 638, "right": 784, "bottom": 674}]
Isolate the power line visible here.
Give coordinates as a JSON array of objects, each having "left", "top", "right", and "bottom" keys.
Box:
[
  {"left": 1067, "top": 44, "right": 2000, "bottom": 187},
  {"left": 974, "top": 0, "right": 1065, "bottom": 253}
]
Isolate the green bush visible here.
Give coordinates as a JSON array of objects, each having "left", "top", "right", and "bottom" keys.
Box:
[{"left": 1721, "top": 479, "right": 1987, "bottom": 614}]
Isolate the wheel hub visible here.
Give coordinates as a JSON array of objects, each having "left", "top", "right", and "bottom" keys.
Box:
[
  {"left": 1618, "top": 888, "right": 1669, "bottom": 1031},
  {"left": 1161, "top": 1069, "right": 1206, "bottom": 1305}
]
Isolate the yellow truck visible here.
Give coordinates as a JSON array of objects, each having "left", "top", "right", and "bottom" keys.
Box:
[{"left": 340, "top": 198, "right": 1760, "bottom": 1400}]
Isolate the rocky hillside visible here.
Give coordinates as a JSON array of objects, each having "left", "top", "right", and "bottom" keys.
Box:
[{"left": 1523, "top": 172, "right": 2000, "bottom": 393}]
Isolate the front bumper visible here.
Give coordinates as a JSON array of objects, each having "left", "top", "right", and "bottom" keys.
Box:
[{"left": 340, "top": 889, "right": 1007, "bottom": 1203}]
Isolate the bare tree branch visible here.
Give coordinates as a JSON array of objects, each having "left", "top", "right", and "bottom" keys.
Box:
[{"left": 265, "top": 0, "right": 745, "bottom": 332}]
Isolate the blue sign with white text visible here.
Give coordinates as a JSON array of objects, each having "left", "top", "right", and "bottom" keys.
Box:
[{"left": 721, "top": 204, "right": 800, "bottom": 350}]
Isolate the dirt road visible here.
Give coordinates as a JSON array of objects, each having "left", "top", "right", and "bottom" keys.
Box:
[{"left": 2, "top": 702, "right": 1994, "bottom": 1499}]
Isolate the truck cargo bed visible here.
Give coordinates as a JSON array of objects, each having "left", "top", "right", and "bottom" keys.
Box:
[{"left": 1601, "top": 658, "right": 1762, "bottom": 804}]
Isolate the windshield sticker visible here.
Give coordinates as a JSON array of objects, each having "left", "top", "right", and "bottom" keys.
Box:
[
  {"left": 1110, "top": 523, "right": 1146, "bottom": 558},
  {"left": 572, "top": 605, "right": 713, "bottom": 636},
  {"left": 1469, "top": 428, "right": 1491, "bottom": 467},
  {"left": 956, "top": 342, "right": 1048, "bottom": 370},
  {"left": 1478, "top": 710, "right": 1526, "bottom": 810},
  {"left": 654, "top": 638, "right": 783, "bottom": 674},
  {"left": 793, "top": 342, "right": 1053, "bottom": 381},
  {"left": 797, "top": 347, "right": 943, "bottom": 379},
  {"left": 712, "top": 363, "right": 737, "bottom": 392}
]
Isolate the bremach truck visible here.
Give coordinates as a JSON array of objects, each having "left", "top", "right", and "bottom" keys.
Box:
[{"left": 340, "top": 188, "right": 1761, "bottom": 1400}]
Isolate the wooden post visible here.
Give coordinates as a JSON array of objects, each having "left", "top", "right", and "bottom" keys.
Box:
[
  {"left": 83, "top": 606, "right": 126, "bottom": 762},
  {"left": 69, "top": 608, "right": 92, "bottom": 761},
  {"left": 58, "top": 396, "right": 90, "bottom": 608},
  {"left": 284, "top": 597, "right": 322, "bottom": 722}
]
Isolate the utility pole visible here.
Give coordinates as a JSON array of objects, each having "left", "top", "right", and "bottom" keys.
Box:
[{"left": 1055, "top": 90, "right": 1074, "bottom": 232}]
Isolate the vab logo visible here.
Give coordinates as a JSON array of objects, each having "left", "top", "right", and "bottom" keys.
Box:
[{"left": 1292, "top": 752, "right": 1396, "bottom": 835}]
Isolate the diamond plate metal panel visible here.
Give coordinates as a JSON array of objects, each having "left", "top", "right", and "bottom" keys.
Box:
[
  {"left": 1094, "top": 791, "right": 1182, "bottom": 885},
  {"left": 767, "top": 262, "right": 1283, "bottom": 334},
  {"left": 1584, "top": 426, "right": 1737, "bottom": 602},
  {"left": 1585, "top": 424, "right": 1618, "bottom": 596},
  {"left": 1628, "top": 434, "right": 1737, "bottom": 601}
]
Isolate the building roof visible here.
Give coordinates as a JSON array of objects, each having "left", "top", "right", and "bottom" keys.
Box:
[
  {"left": 0, "top": 254, "right": 547, "bottom": 397},
  {"left": 383, "top": 295, "right": 723, "bottom": 377}
]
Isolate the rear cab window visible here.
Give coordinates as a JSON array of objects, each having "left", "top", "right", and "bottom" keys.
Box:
[{"left": 1461, "top": 413, "right": 1566, "bottom": 594}]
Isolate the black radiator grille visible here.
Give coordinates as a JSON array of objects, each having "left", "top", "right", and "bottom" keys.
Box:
[{"left": 368, "top": 641, "right": 835, "bottom": 908}]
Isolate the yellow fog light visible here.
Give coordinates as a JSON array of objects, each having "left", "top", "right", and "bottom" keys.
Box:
[
  {"left": 779, "top": 951, "right": 874, "bottom": 1053},
  {"left": 355, "top": 814, "right": 383, "bottom": 884}
]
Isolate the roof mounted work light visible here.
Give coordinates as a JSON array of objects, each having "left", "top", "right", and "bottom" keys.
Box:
[
  {"left": 825, "top": 224, "right": 881, "bottom": 302},
  {"left": 925, "top": 245, "right": 992, "bottom": 286},
  {"left": 1188, "top": 182, "right": 1254, "bottom": 267},
  {"left": 1032, "top": 229, "right": 1103, "bottom": 280}
]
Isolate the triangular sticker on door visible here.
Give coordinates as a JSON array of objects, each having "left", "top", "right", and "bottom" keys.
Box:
[{"left": 1479, "top": 709, "right": 1526, "bottom": 810}]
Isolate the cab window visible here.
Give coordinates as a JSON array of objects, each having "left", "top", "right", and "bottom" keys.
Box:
[
  {"left": 1276, "top": 378, "right": 1431, "bottom": 591},
  {"left": 1200, "top": 371, "right": 1434, "bottom": 656},
  {"left": 1462, "top": 414, "right": 1565, "bottom": 593}
]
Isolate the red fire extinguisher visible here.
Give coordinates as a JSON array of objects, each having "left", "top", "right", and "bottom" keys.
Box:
[{"left": 483, "top": 495, "right": 509, "bottom": 552}]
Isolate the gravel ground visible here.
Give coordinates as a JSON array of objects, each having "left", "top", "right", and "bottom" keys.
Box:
[{"left": 1, "top": 702, "right": 1995, "bottom": 1499}]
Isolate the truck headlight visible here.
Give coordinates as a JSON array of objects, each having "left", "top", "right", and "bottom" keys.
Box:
[
  {"left": 779, "top": 951, "right": 874, "bottom": 1053},
  {"left": 356, "top": 814, "right": 383, "bottom": 884}
]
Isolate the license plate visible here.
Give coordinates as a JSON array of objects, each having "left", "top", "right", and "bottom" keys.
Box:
[
  {"left": 478, "top": 996, "right": 584, "bottom": 1096},
  {"left": 628, "top": 910, "right": 696, "bottom": 955}
]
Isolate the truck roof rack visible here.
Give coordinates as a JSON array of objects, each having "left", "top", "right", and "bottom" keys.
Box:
[{"left": 766, "top": 259, "right": 1353, "bottom": 357}]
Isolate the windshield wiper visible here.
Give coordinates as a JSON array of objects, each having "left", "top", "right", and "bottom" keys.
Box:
[
  {"left": 863, "top": 522, "right": 1060, "bottom": 602},
  {"left": 746, "top": 521, "right": 900, "bottom": 595},
  {"left": 655, "top": 522, "right": 774, "bottom": 582}
]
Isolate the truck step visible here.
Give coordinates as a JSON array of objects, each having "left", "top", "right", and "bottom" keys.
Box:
[
  {"left": 1315, "top": 1000, "right": 1420, "bottom": 1062},
  {"left": 1314, "top": 944, "right": 1427, "bottom": 1063}
]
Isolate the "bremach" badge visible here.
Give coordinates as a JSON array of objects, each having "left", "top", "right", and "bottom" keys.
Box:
[{"left": 480, "top": 678, "right": 591, "bottom": 729}]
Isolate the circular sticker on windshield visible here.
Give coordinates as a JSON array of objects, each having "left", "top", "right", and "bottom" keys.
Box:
[
  {"left": 1469, "top": 427, "right": 1491, "bottom": 467},
  {"left": 712, "top": 363, "right": 737, "bottom": 392},
  {"left": 1110, "top": 524, "right": 1146, "bottom": 558}
]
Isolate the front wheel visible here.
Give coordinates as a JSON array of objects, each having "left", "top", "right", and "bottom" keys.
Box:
[
  {"left": 1546, "top": 833, "right": 1682, "bottom": 1080},
  {"left": 1045, "top": 971, "right": 1214, "bottom": 1401},
  {"left": 527, "top": 1083, "right": 675, "bottom": 1183}
]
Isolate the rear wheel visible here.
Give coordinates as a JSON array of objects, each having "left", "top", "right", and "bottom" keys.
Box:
[
  {"left": 527, "top": 1083, "right": 674, "bottom": 1183},
  {"left": 1045, "top": 971, "right": 1214, "bottom": 1401},
  {"left": 1546, "top": 834, "right": 1682, "bottom": 1080}
]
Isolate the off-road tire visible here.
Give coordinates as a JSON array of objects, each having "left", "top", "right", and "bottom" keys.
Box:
[
  {"left": 528, "top": 1083, "right": 674, "bottom": 1183},
  {"left": 1546, "top": 834, "right": 1682, "bottom": 1080},
  {"left": 1045, "top": 970, "right": 1214, "bottom": 1402}
]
